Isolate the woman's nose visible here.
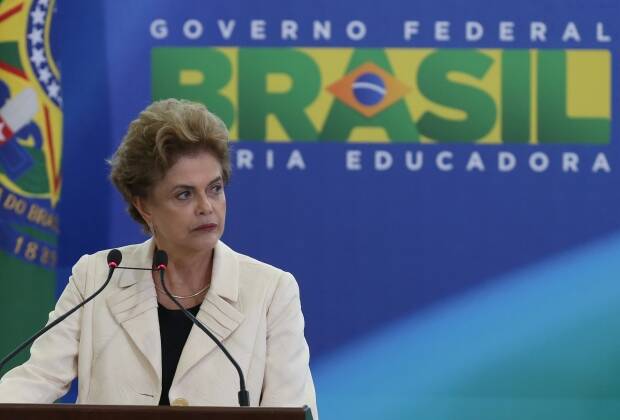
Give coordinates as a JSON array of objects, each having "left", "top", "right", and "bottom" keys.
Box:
[{"left": 196, "top": 193, "right": 214, "bottom": 215}]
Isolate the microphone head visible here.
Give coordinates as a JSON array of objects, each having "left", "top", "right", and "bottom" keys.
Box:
[
  {"left": 107, "top": 249, "right": 122, "bottom": 268},
  {"left": 153, "top": 249, "right": 168, "bottom": 271}
]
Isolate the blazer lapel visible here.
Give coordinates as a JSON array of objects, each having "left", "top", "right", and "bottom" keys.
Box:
[
  {"left": 106, "top": 239, "right": 162, "bottom": 382},
  {"left": 173, "top": 241, "right": 245, "bottom": 382}
]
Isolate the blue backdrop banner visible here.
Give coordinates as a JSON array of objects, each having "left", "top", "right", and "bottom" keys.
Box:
[{"left": 36, "top": 0, "right": 620, "bottom": 418}]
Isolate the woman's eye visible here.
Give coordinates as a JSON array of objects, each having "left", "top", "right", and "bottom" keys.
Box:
[
  {"left": 176, "top": 191, "right": 191, "bottom": 200},
  {"left": 211, "top": 184, "right": 223, "bottom": 193}
]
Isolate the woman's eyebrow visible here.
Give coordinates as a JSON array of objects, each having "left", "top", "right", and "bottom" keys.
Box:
[
  {"left": 171, "top": 184, "right": 195, "bottom": 191},
  {"left": 208, "top": 176, "right": 223, "bottom": 185},
  {"left": 170, "top": 176, "right": 222, "bottom": 191}
]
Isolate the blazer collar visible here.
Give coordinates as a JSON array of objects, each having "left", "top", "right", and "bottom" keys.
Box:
[
  {"left": 210, "top": 240, "right": 239, "bottom": 302},
  {"left": 174, "top": 240, "right": 245, "bottom": 382},
  {"left": 107, "top": 238, "right": 245, "bottom": 384},
  {"left": 107, "top": 239, "right": 160, "bottom": 381},
  {"left": 117, "top": 238, "right": 156, "bottom": 288},
  {"left": 116, "top": 239, "right": 240, "bottom": 303}
]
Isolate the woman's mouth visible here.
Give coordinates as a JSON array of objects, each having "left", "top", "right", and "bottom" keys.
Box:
[{"left": 193, "top": 223, "right": 217, "bottom": 232}]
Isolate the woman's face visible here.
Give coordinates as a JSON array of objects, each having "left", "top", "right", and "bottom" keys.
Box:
[{"left": 135, "top": 151, "right": 226, "bottom": 256}]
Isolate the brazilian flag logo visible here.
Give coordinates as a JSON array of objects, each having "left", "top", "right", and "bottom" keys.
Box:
[{"left": 0, "top": 0, "right": 62, "bottom": 373}]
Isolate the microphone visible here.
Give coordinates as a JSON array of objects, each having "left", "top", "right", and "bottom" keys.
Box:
[
  {"left": 0, "top": 249, "right": 122, "bottom": 373},
  {"left": 153, "top": 249, "right": 250, "bottom": 407}
]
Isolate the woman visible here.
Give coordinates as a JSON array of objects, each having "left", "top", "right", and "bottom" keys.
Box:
[{"left": 0, "top": 99, "right": 318, "bottom": 417}]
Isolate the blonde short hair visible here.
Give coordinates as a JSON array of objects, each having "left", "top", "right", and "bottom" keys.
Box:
[{"left": 109, "top": 98, "right": 231, "bottom": 232}]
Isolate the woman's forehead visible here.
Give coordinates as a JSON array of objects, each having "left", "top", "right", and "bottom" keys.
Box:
[{"left": 163, "top": 152, "right": 222, "bottom": 183}]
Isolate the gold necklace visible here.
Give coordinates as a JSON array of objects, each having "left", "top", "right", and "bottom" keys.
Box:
[{"left": 155, "top": 283, "right": 210, "bottom": 299}]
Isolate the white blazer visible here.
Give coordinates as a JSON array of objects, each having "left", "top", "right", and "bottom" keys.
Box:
[{"left": 0, "top": 239, "right": 318, "bottom": 418}]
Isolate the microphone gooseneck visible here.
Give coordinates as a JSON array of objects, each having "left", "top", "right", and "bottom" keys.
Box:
[
  {"left": 154, "top": 249, "right": 250, "bottom": 407},
  {"left": 0, "top": 249, "right": 122, "bottom": 373}
]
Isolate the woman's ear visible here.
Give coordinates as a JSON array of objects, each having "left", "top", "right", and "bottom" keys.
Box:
[{"left": 133, "top": 196, "right": 152, "bottom": 227}]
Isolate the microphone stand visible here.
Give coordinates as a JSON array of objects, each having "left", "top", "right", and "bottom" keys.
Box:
[
  {"left": 157, "top": 267, "right": 250, "bottom": 407},
  {"left": 0, "top": 251, "right": 121, "bottom": 373}
]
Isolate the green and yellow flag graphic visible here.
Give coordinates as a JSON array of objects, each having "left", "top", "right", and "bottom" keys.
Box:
[
  {"left": 153, "top": 47, "right": 610, "bottom": 144},
  {"left": 0, "top": 0, "right": 61, "bottom": 374}
]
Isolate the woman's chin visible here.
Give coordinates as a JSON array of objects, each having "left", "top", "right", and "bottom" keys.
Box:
[
  {"left": 157, "top": 230, "right": 221, "bottom": 255},
  {"left": 185, "top": 231, "right": 220, "bottom": 251}
]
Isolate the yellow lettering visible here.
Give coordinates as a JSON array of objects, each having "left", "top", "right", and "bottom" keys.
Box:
[
  {"left": 14, "top": 236, "right": 24, "bottom": 254},
  {"left": 3, "top": 194, "right": 27, "bottom": 215},
  {"left": 25, "top": 203, "right": 60, "bottom": 232},
  {"left": 40, "top": 247, "right": 50, "bottom": 265},
  {"left": 24, "top": 241, "right": 38, "bottom": 261}
]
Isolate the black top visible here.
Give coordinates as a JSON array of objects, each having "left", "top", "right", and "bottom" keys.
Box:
[{"left": 157, "top": 303, "right": 201, "bottom": 405}]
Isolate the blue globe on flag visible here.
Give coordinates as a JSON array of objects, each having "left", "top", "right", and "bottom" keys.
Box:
[{"left": 352, "top": 72, "right": 386, "bottom": 106}]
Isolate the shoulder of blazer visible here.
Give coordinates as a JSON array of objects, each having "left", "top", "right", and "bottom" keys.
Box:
[{"left": 68, "top": 239, "right": 154, "bottom": 293}]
